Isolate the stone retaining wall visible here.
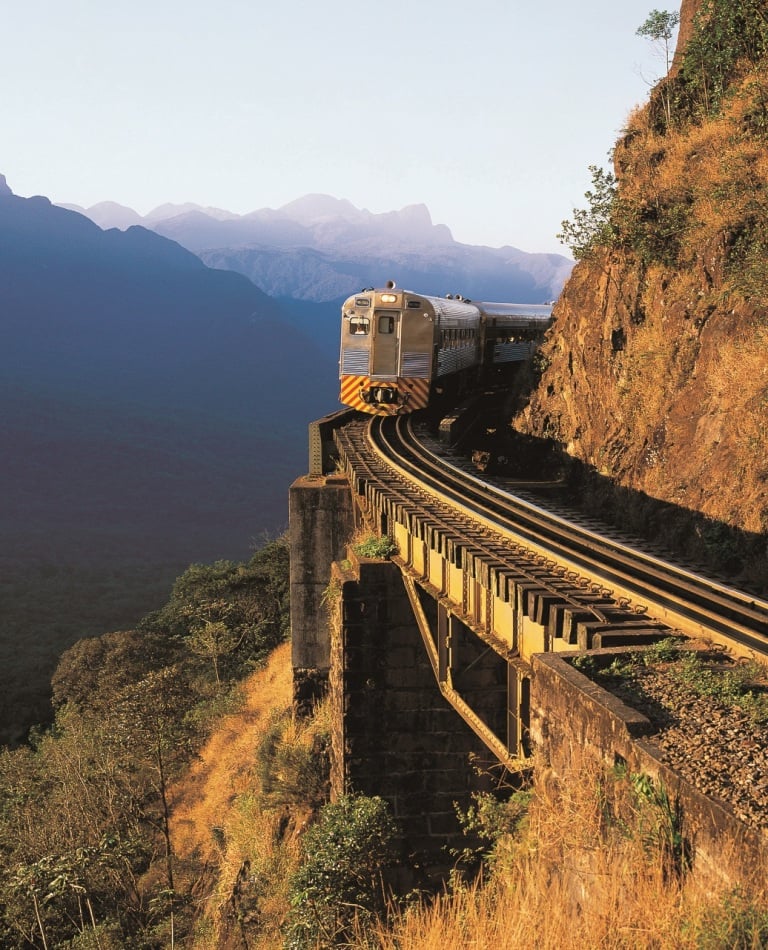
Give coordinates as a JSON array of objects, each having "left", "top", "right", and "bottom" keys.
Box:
[{"left": 531, "top": 651, "right": 768, "bottom": 888}]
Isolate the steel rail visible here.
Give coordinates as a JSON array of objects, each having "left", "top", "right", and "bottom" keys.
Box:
[
  {"left": 335, "top": 419, "right": 628, "bottom": 632},
  {"left": 369, "top": 414, "right": 768, "bottom": 656}
]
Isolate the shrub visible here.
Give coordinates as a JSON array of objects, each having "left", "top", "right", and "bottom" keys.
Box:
[
  {"left": 557, "top": 165, "right": 618, "bottom": 259},
  {"left": 685, "top": 888, "right": 768, "bottom": 948},
  {"left": 284, "top": 794, "right": 400, "bottom": 948},
  {"left": 678, "top": 0, "right": 768, "bottom": 120},
  {"left": 256, "top": 706, "right": 330, "bottom": 808},
  {"left": 353, "top": 535, "right": 398, "bottom": 559}
]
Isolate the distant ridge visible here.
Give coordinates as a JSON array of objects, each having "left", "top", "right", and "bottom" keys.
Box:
[
  {"left": 0, "top": 178, "right": 337, "bottom": 567},
  {"left": 58, "top": 193, "right": 574, "bottom": 305}
]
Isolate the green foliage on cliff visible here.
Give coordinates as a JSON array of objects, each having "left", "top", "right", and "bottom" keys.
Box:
[
  {"left": 284, "top": 794, "right": 400, "bottom": 949},
  {"left": 352, "top": 534, "right": 398, "bottom": 559},
  {"left": 677, "top": 0, "right": 768, "bottom": 121},
  {"left": 561, "top": 1, "right": 768, "bottom": 273},
  {"left": 140, "top": 535, "right": 290, "bottom": 683},
  {"left": 557, "top": 165, "right": 619, "bottom": 260}
]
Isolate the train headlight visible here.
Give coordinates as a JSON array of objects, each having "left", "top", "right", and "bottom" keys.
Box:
[{"left": 380, "top": 293, "right": 397, "bottom": 303}]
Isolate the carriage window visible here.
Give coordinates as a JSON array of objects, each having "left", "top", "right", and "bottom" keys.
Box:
[
  {"left": 349, "top": 316, "right": 370, "bottom": 335},
  {"left": 378, "top": 315, "right": 395, "bottom": 334}
]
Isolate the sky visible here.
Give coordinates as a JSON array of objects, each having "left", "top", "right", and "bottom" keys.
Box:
[{"left": 1, "top": 0, "right": 677, "bottom": 256}]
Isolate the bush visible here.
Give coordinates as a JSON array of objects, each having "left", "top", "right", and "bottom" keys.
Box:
[
  {"left": 284, "top": 794, "right": 400, "bottom": 948},
  {"left": 256, "top": 707, "right": 330, "bottom": 808},
  {"left": 353, "top": 535, "right": 398, "bottom": 559},
  {"left": 686, "top": 888, "right": 768, "bottom": 948},
  {"left": 557, "top": 165, "right": 618, "bottom": 259},
  {"left": 678, "top": 0, "right": 768, "bottom": 120}
]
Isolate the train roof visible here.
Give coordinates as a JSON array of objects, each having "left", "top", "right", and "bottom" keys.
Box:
[
  {"left": 343, "top": 285, "right": 552, "bottom": 322},
  {"left": 474, "top": 301, "right": 553, "bottom": 319}
]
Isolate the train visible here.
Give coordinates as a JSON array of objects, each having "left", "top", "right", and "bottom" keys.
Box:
[{"left": 339, "top": 281, "right": 553, "bottom": 415}]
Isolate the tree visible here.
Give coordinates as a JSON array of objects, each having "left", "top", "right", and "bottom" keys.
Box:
[
  {"left": 679, "top": 0, "right": 768, "bottom": 119},
  {"left": 637, "top": 9, "right": 681, "bottom": 75},
  {"left": 557, "top": 165, "right": 618, "bottom": 260},
  {"left": 0, "top": 711, "right": 151, "bottom": 947},
  {"left": 187, "top": 618, "right": 242, "bottom": 687},
  {"left": 140, "top": 536, "right": 290, "bottom": 684},
  {"left": 284, "top": 795, "right": 400, "bottom": 948},
  {"left": 51, "top": 630, "right": 177, "bottom": 712},
  {"left": 637, "top": 9, "right": 681, "bottom": 126}
]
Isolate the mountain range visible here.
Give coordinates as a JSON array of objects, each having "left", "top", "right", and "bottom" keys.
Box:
[
  {"left": 61, "top": 194, "right": 574, "bottom": 357},
  {"left": 61, "top": 193, "right": 572, "bottom": 300},
  {"left": 1, "top": 180, "right": 336, "bottom": 561},
  {"left": 0, "top": 175, "right": 338, "bottom": 738}
]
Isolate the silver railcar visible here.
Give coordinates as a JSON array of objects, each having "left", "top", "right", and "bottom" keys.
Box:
[{"left": 339, "top": 281, "right": 551, "bottom": 415}]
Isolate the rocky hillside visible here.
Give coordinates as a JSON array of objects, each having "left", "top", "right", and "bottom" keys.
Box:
[{"left": 515, "top": 0, "right": 768, "bottom": 581}]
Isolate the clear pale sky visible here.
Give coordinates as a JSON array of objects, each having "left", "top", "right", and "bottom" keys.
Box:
[{"left": 1, "top": 0, "right": 676, "bottom": 255}]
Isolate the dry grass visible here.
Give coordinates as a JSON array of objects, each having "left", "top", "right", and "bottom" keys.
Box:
[
  {"left": 169, "top": 642, "right": 327, "bottom": 949},
  {"left": 616, "top": 71, "right": 768, "bottom": 274},
  {"left": 170, "top": 641, "right": 294, "bottom": 863},
  {"left": 166, "top": 644, "right": 768, "bottom": 948},
  {"left": 372, "top": 758, "right": 768, "bottom": 950}
]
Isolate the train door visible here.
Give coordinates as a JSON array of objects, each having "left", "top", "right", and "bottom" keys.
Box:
[{"left": 371, "top": 310, "right": 400, "bottom": 376}]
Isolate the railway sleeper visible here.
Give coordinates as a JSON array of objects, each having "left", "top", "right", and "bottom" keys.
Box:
[
  {"left": 493, "top": 569, "right": 543, "bottom": 602},
  {"left": 533, "top": 592, "right": 572, "bottom": 627},
  {"left": 546, "top": 598, "right": 617, "bottom": 640},
  {"left": 561, "top": 607, "right": 656, "bottom": 644},
  {"left": 576, "top": 620, "right": 669, "bottom": 651},
  {"left": 515, "top": 583, "right": 557, "bottom": 621},
  {"left": 490, "top": 564, "right": 532, "bottom": 598},
  {"left": 431, "top": 529, "right": 454, "bottom": 558},
  {"left": 536, "top": 590, "right": 616, "bottom": 630},
  {"left": 592, "top": 630, "right": 670, "bottom": 649}
]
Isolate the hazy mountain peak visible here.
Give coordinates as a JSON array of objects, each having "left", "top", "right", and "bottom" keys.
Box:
[
  {"left": 0, "top": 174, "right": 13, "bottom": 197},
  {"left": 83, "top": 201, "right": 144, "bottom": 230},
  {"left": 44, "top": 185, "right": 572, "bottom": 302},
  {"left": 277, "top": 193, "right": 361, "bottom": 223},
  {"left": 394, "top": 203, "right": 433, "bottom": 225},
  {"left": 144, "top": 202, "right": 239, "bottom": 223}
]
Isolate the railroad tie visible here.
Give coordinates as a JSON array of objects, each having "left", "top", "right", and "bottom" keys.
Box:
[
  {"left": 591, "top": 630, "right": 670, "bottom": 649},
  {"left": 576, "top": 619, "right": 669, "bottom": 651},
  {"left": 546, "top": 596, "right": 615, "bottom": 640}
]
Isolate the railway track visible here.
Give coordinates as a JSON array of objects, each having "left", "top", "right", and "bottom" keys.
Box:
[{"left": 335, "top": 411, "right": 768, "bottom": 659}]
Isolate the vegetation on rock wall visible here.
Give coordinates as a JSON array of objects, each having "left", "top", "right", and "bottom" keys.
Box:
[
  {"left": 284, "top": 795, "right": 400, "bottom": 949},
  {"left": 374, "top": 753, "right": 768, "bottom": 950},
  {"left": 522, "top": 0, "right": 768, "bottom": 581}
]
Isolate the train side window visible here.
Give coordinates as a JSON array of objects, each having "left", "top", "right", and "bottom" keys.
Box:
[
  {"left": 350, "top": 316, "right": 370, "bottom": 335},
  {"left": 378, "top": 315, "right": 395, "bottom": 334}
]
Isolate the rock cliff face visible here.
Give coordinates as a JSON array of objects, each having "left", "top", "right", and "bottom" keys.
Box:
[{"left": 515, "top": 0, "right": 768, "bottom": 577}]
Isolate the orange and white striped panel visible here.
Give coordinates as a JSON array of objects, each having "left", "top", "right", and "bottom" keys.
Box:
[
  {"left": 340, "top": 374, "right": 371, "bottom": 412},
  {"left": 400, "top": 377, "right": 430, "bottom": 411},
  {"left": 339, "top": 376, "right": 431, "bottom": 415}
]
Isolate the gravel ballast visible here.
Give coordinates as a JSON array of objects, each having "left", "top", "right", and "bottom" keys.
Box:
[{"left": 580, "top": 647, "right": 768, "bottom": 831}]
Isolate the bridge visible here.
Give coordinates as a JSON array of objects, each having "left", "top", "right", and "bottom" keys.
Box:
[{"left": 289, "top": 408, "right": 768, "bottom": 883}]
